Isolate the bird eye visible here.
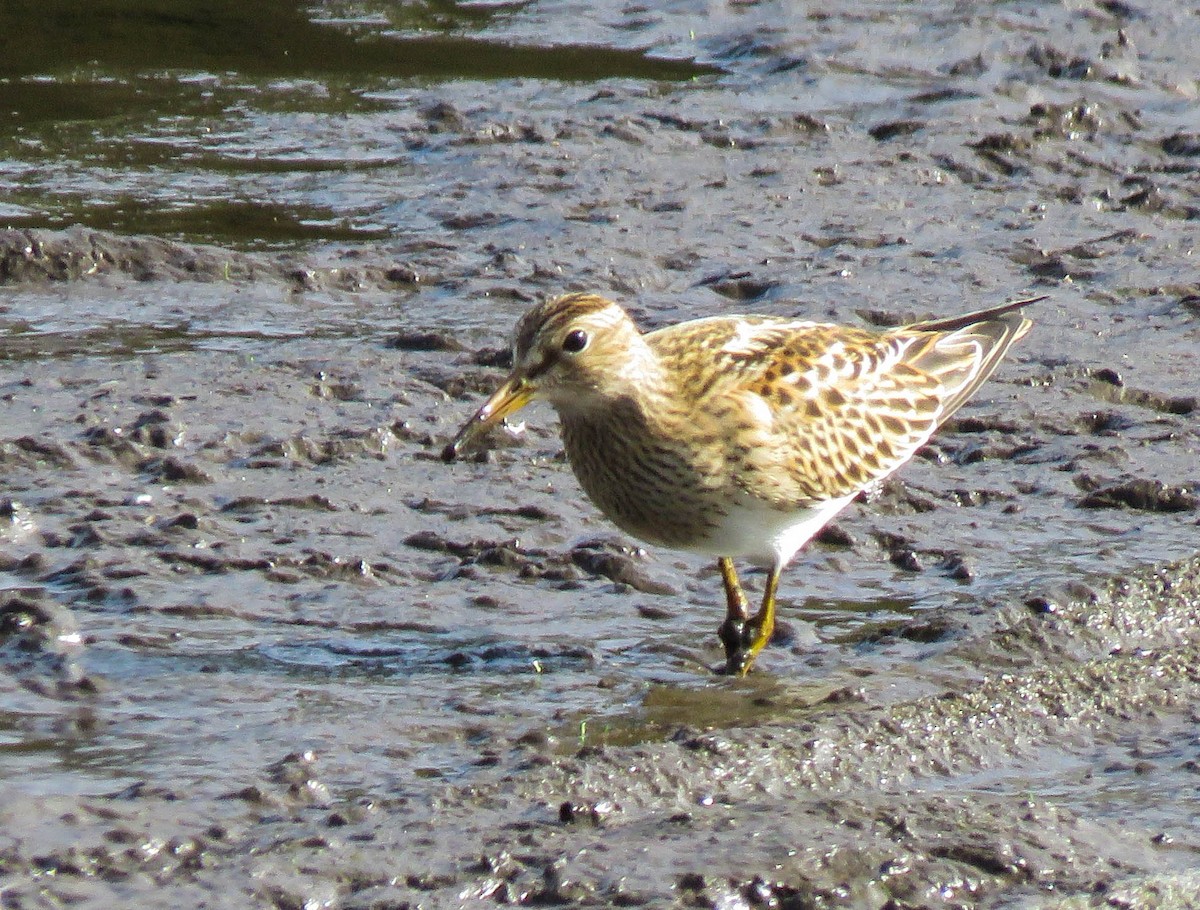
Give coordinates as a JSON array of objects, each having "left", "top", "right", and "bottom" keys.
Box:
[{"left": 561, "top": 329, "right": 589, "bottom": 354}]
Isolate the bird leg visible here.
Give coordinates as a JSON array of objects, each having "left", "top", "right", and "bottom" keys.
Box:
[
  {"left": 718, "top": 562, "right": 780, "bottom": 676},
  {"left": 716, "top": 557, "right": 750, "bottom": 671},
  {"left": 742, "top": 569, "right": 780, "bottom": 675}
]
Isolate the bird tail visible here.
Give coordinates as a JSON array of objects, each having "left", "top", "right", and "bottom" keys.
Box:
[{"left": 908, "top": 296, "right": 1043, "bottom": 424}]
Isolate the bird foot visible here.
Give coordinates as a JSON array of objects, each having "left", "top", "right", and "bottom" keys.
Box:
[{"left": 717, "top": 617, "right": 758, "bottom": 676}]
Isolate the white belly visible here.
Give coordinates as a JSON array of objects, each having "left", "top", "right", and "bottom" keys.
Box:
[{"left": 678, "top": 493, "right": 857, "bottom": 569}]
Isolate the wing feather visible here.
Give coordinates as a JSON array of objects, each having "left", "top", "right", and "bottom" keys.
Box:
[{"left": 647, "top": 306, "right": 1032, "bottom": 507}]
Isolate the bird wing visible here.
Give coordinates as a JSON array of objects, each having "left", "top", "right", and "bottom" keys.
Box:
[{"left": 648, "top": 310, "right": 1030, "bottom": 506}]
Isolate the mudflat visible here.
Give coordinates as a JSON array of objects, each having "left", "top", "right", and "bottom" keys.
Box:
[{"left": 2, "top": 2, "right": 1199, "bottom": 907}]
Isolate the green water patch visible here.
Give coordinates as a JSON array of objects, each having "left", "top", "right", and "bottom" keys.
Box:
[
  {"left": 2, "top": 198, "right": 391, "bottom": 249},
  {"left": 0, "top": 1, "right": 718, "bottom": 248},
  {"left": 0, "top": 0, "right": 719, "bottom": 85}
]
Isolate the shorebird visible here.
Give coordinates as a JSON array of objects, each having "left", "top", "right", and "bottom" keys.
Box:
[{"left": 445, "top": 293, "right": 1039, "bottom": 674}]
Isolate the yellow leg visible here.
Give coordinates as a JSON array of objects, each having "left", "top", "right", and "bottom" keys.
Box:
[
  {"left": 716, "top": 560, "right": 780, "bottom": 676},
  {"left": 718, "top": 557, "right": 750, "bottom": 621},
  {"left": 738, "top": 568, "right": 780, "bottom": 676},
  {"left": 716, "top": 557, "right": 749, "bottom": 671}
]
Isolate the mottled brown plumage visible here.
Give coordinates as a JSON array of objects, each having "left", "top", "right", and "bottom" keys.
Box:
[{"left": 446, "top": 292, "right": 1039, "bottom": 674}]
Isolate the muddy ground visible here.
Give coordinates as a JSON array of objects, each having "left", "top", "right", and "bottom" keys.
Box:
[{"left": 2, "top": 1, "right": 1200, "bottom": 908}]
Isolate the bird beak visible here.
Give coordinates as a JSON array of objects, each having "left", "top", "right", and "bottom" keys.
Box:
[{"left": 442, "top": 374, "right": 535, "bottom": 462}]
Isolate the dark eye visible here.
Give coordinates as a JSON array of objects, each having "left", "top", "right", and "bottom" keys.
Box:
[{"left": 561, "top": 329, "right": 589, "bottom": 354}]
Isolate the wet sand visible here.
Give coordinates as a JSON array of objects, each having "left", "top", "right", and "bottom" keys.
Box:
[{"left": 3, "top": 0, "right": 1200, "bottom": 907}]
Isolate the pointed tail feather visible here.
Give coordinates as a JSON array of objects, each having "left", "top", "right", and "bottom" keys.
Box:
[
  {"left": 908, "top": 296, "right": 1041, "bottom": 425},
  {"left": 910, "top": 295, "right": 1046, "bottom": 333}
]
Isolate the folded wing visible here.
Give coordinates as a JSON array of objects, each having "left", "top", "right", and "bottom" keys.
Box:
[{"left": 660, "top": 302, "right": 1033, "bottom": 507}]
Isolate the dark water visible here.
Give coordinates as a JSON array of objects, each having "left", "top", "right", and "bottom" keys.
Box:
[
  {"left": 3, "top": 2, "right": 1200, "bottom": 906},
  {"left": 1, "top": 1, "right": 713, "bottom": 246}
]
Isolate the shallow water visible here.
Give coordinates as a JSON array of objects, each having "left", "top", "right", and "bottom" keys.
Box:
[{"left": 3, "top": 1, "right": 1200, "bottom": 906}]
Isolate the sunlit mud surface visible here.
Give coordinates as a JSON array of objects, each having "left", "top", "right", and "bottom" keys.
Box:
[{"left": 2, "top": 1, "right": 1200, "bottom": 907}]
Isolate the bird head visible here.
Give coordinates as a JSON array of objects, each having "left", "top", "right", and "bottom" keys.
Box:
[{"left": 442, "top": 293, "right": 646, "bottom": 461}]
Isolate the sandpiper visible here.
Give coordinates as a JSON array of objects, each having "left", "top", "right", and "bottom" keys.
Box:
[{"left": 445, "top": 292, "right": 1039, "bottom": 674}]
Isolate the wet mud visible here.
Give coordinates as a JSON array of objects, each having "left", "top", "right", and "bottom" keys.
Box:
[{"left": 3, "top": 0, "right": 1200, "bottom": 907}]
